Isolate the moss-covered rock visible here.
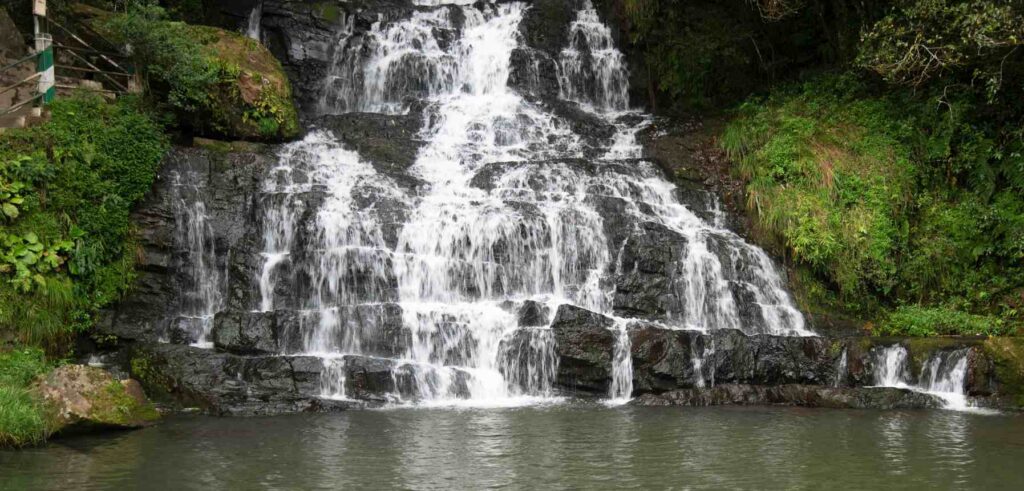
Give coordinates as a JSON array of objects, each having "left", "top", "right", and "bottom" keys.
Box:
[
  {"left": 187, "top": 25, "right": 300, "bottom": 141},
  {"left": 36, "top": 365, "right": 159, "bottom": 434},
  {"left": 983, "top": 337, "right": 1024, "bottom": 408}
]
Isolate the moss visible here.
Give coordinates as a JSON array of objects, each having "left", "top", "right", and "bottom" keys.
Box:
[
  {"left": 87, "top": 381, "right": 160, "bottom": 426},
  {"left": 180, "top": 25, "right": 300, "bottom": 141},
  {"left": 129, "top": 353, "right": 173, "bottom": 402},
  {"left": 983, "top": 337, "right": 1024, "bottom": 407},
  {"left": 903, "top": 337, "right": 983, "bottom": 376},
  {"left": 315, "top": 3, "right": 342, "bottom": 23}
]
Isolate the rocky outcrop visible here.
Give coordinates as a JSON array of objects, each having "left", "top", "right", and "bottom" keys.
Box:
[
  {"left": 548, "top": 305, "right": 1008, "bottom": 408},
  {"left": 37, "top": 365, "right": 159, "bottom": 434},
  {"left": 97, "top": 146, "right": 275, "bottom": 345},
  {"left": 189, "top": 25, "right": 301, "bottom": 141},
  {"left": 632, "top": 385, "right": 944, "bottom": 410},
  {"left": 125, "top": 343, "right": 352, "bottom": 415},
  {"left": 550, "top": 304, "right": 616, "bottom": 394}
]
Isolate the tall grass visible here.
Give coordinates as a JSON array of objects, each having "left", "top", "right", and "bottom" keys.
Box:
[{"left": 0, "top": 348, "right": 53, "bottom": 448}]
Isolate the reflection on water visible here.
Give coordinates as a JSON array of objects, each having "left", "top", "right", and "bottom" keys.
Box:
[{"left": 2, "top": 406, "right": 1024, "bottom": 490}]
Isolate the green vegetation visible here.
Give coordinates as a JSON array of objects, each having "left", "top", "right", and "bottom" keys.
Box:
[
  {"left": 721, "top": 77, "right": 1022, "bottom": 336},
  {"left": 0, "top": 348, "right": 54, "bottom": 448},
  {"left": 608, "top": 0, "right": 1024, "bottom": 337},
  {"left": 98, "top": 1, "right": 299, "bottom": 140},
  {"left": 0, "top": 95, "right": 168, "bottom": 351}
]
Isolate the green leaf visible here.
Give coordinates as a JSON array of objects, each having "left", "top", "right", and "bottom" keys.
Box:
[{"left": 2, "top": 203, "right": 19, "bottom": 219}]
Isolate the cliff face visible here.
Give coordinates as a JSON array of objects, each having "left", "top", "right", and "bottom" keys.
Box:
[{"left": 90, "top": 0, "right": 1024, "bottom": 415}]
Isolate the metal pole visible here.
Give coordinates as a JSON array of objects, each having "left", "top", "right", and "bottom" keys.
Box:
[{"left": 33, "top": 0, "right": 54, "bottom": 105}]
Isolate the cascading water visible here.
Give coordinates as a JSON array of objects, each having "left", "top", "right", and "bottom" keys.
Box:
[
  {"left": 184, "top": 0, "right": 813, "bottom": 406},
  {"left": 873, "top": 345, "right": 910, "bottom": 388},
  {"left": 246, "top": 1, "right": 263, "bottom": 42},
  {"left": 170, "top": 169, "right": 223, "bottom": 348},
  {"left": 871, "top": 345, "right": 989, "bottom": 413},
  {"left": 834, "top": 348, "right": 848, "bottom": 388}
]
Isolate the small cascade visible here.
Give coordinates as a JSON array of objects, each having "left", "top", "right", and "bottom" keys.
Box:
[
  {"left": 320, "top": 356, "right": 349, "bottom": 400},
  {"left": 319, "top": 8, "right": 458, "bottom": 114},
  {"left": 170, "top": 169, "right": 223, "bottom": 347},
  {"left": 608, "top": 320, "right": 633, "bottom": 403},
  {"left": 873, "top": 345, "right": 910, "bottom": 387},
  {"left": 834, "top": 348, "right": 848, "bottom": 387},
  {"left": 246, "top": 1, "right": 263, "bottom": 42},
  {"left": 872, "top": 345, "right": 989, "bottom": 412},
  {"left": 557, "top": 0, "right": 629, "bottom": 112},
  {"left": 691, "top": 336, "right": 716, "bottom": 388},
  {"left": 919, "top": 349, "right": 971, "bottom": 411}
]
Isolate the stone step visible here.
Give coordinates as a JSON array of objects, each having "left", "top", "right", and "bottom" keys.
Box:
[{"left": 0, "top": 106, "right": 49, "bottom": 130}]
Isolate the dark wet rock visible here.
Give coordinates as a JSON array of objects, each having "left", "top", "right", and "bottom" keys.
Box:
[
  {"left": 98, "top": 147, "right": 273, "bottom": 343},
  {"left": 550, "top": 305, "right": 616, "bottom": 394},
  {"left": 509, "top": 47, "right": 560, "bottom": 101},
  {"left": 315, "top": 110, "right": 426, "bottom": 180},
  {"left": 212, "top": 311, "right": 279, "bottom": 355},
  {"left": 628, "top": 326, "right": 837, "bottom": 393},
  {"left": 125, "top": 343, "right": 366, "bottom": 415},
  {"left": 518, "top": 300, "right": 551, "bottom": 327},
  {"left": 518, "top": 0, "right": 582, "bottom": 57},
  {"left": 340, "top": 355, "right": 404, "bottom": 402},
  {"left": 631, "top": 384, "right": 945, "bottom": 410},
  {"left": 612, "top": 221, "right": 688, "bottom": 320}
]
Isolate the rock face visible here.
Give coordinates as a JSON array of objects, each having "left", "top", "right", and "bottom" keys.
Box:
[
  {"left": 97, "top": 146, "right": 276, "bottom": 345},
  {"left": 37, "top": 365, "right": 159, "bottom": 434},
  {"left": 550, "top": 305, "right": 616, "bottom": 394},
  {"left": 632, "top": 385, "right": 944, "bottom": 410}
]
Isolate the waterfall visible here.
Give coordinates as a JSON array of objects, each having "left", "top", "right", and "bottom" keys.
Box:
[
  {"left": 170, "top": 169, "right": 223, "bottom": 347},
  {"left": 166, "top": 0, "right": 815, "bottom": 406},
  {"left": 833, "top": 348, "right": 848, "bottom": 387},
  {"left": 558, "top": 0, "right": 630, "bottom": 112},
  {"left": 246, "top": 1, "right": 263, "bottom": 42},
  {"left": 873, "top": 345, "right": 910, "bottom": 388},
  {"left": 691, "top": 336, "right": 716, "bottom": 389},
  {"left": 919, "top": 349, "right": 972, "bottom": 411},
  {"left": 871, "top": 345, "right": 988, "bottom": 412}
]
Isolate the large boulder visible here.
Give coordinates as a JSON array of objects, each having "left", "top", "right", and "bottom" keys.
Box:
[
  {"left": 36, "top": 365, "right": 159, "bottom": 434},
  {"left": 187, "top": 25, "right": 300, "bottom": 141},
  {"left": 550, "top": 305, "right": 617, "bottom": 394}
]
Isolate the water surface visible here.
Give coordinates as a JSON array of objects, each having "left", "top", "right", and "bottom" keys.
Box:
[{"left": 3, "top": 405, "right": 1023, "bottom": 489}]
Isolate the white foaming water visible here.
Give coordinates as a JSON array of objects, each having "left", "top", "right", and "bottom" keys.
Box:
[
  {"left": 872, "top": 345, "right": 994, "bottom": 413},
  {"left": 558, "top": 0, "right": 630, "bottom": 112},
  {"left": 834, "top": 348, "right": 848, "bottom": 387},
  {"left": 246, "top": 0, "right": 263, "bottom": 42},
  {"left": 170, "top": 170, "right": 223, "bottom": 347},
  {"left": 244, "top": 1, "right": 810, "bottom": 406},
  {"left": 320, "top": 8, "right": 458, "bottom": 115}
]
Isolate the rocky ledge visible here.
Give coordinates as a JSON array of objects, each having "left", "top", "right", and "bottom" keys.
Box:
[{"left": 96, "top": 303, "right": 1023, "bottom": 415}]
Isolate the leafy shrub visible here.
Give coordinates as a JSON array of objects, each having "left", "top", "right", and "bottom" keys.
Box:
[
  {"left": 723, "top": 74, "right": 1024, "bottom": 329},
  {"left": 0, "top": 95, "right": 168, "bottom": 350},
  {"left": 99, "top": 2, "right": 299, "bottom": 140},
  {"left": 879, "top": 306, "right": 1009, "bottom": 337}
]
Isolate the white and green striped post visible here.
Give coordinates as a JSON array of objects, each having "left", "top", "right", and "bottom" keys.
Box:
[{"left": 33, "top": 0, "right": 55, "bottom": 104}]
